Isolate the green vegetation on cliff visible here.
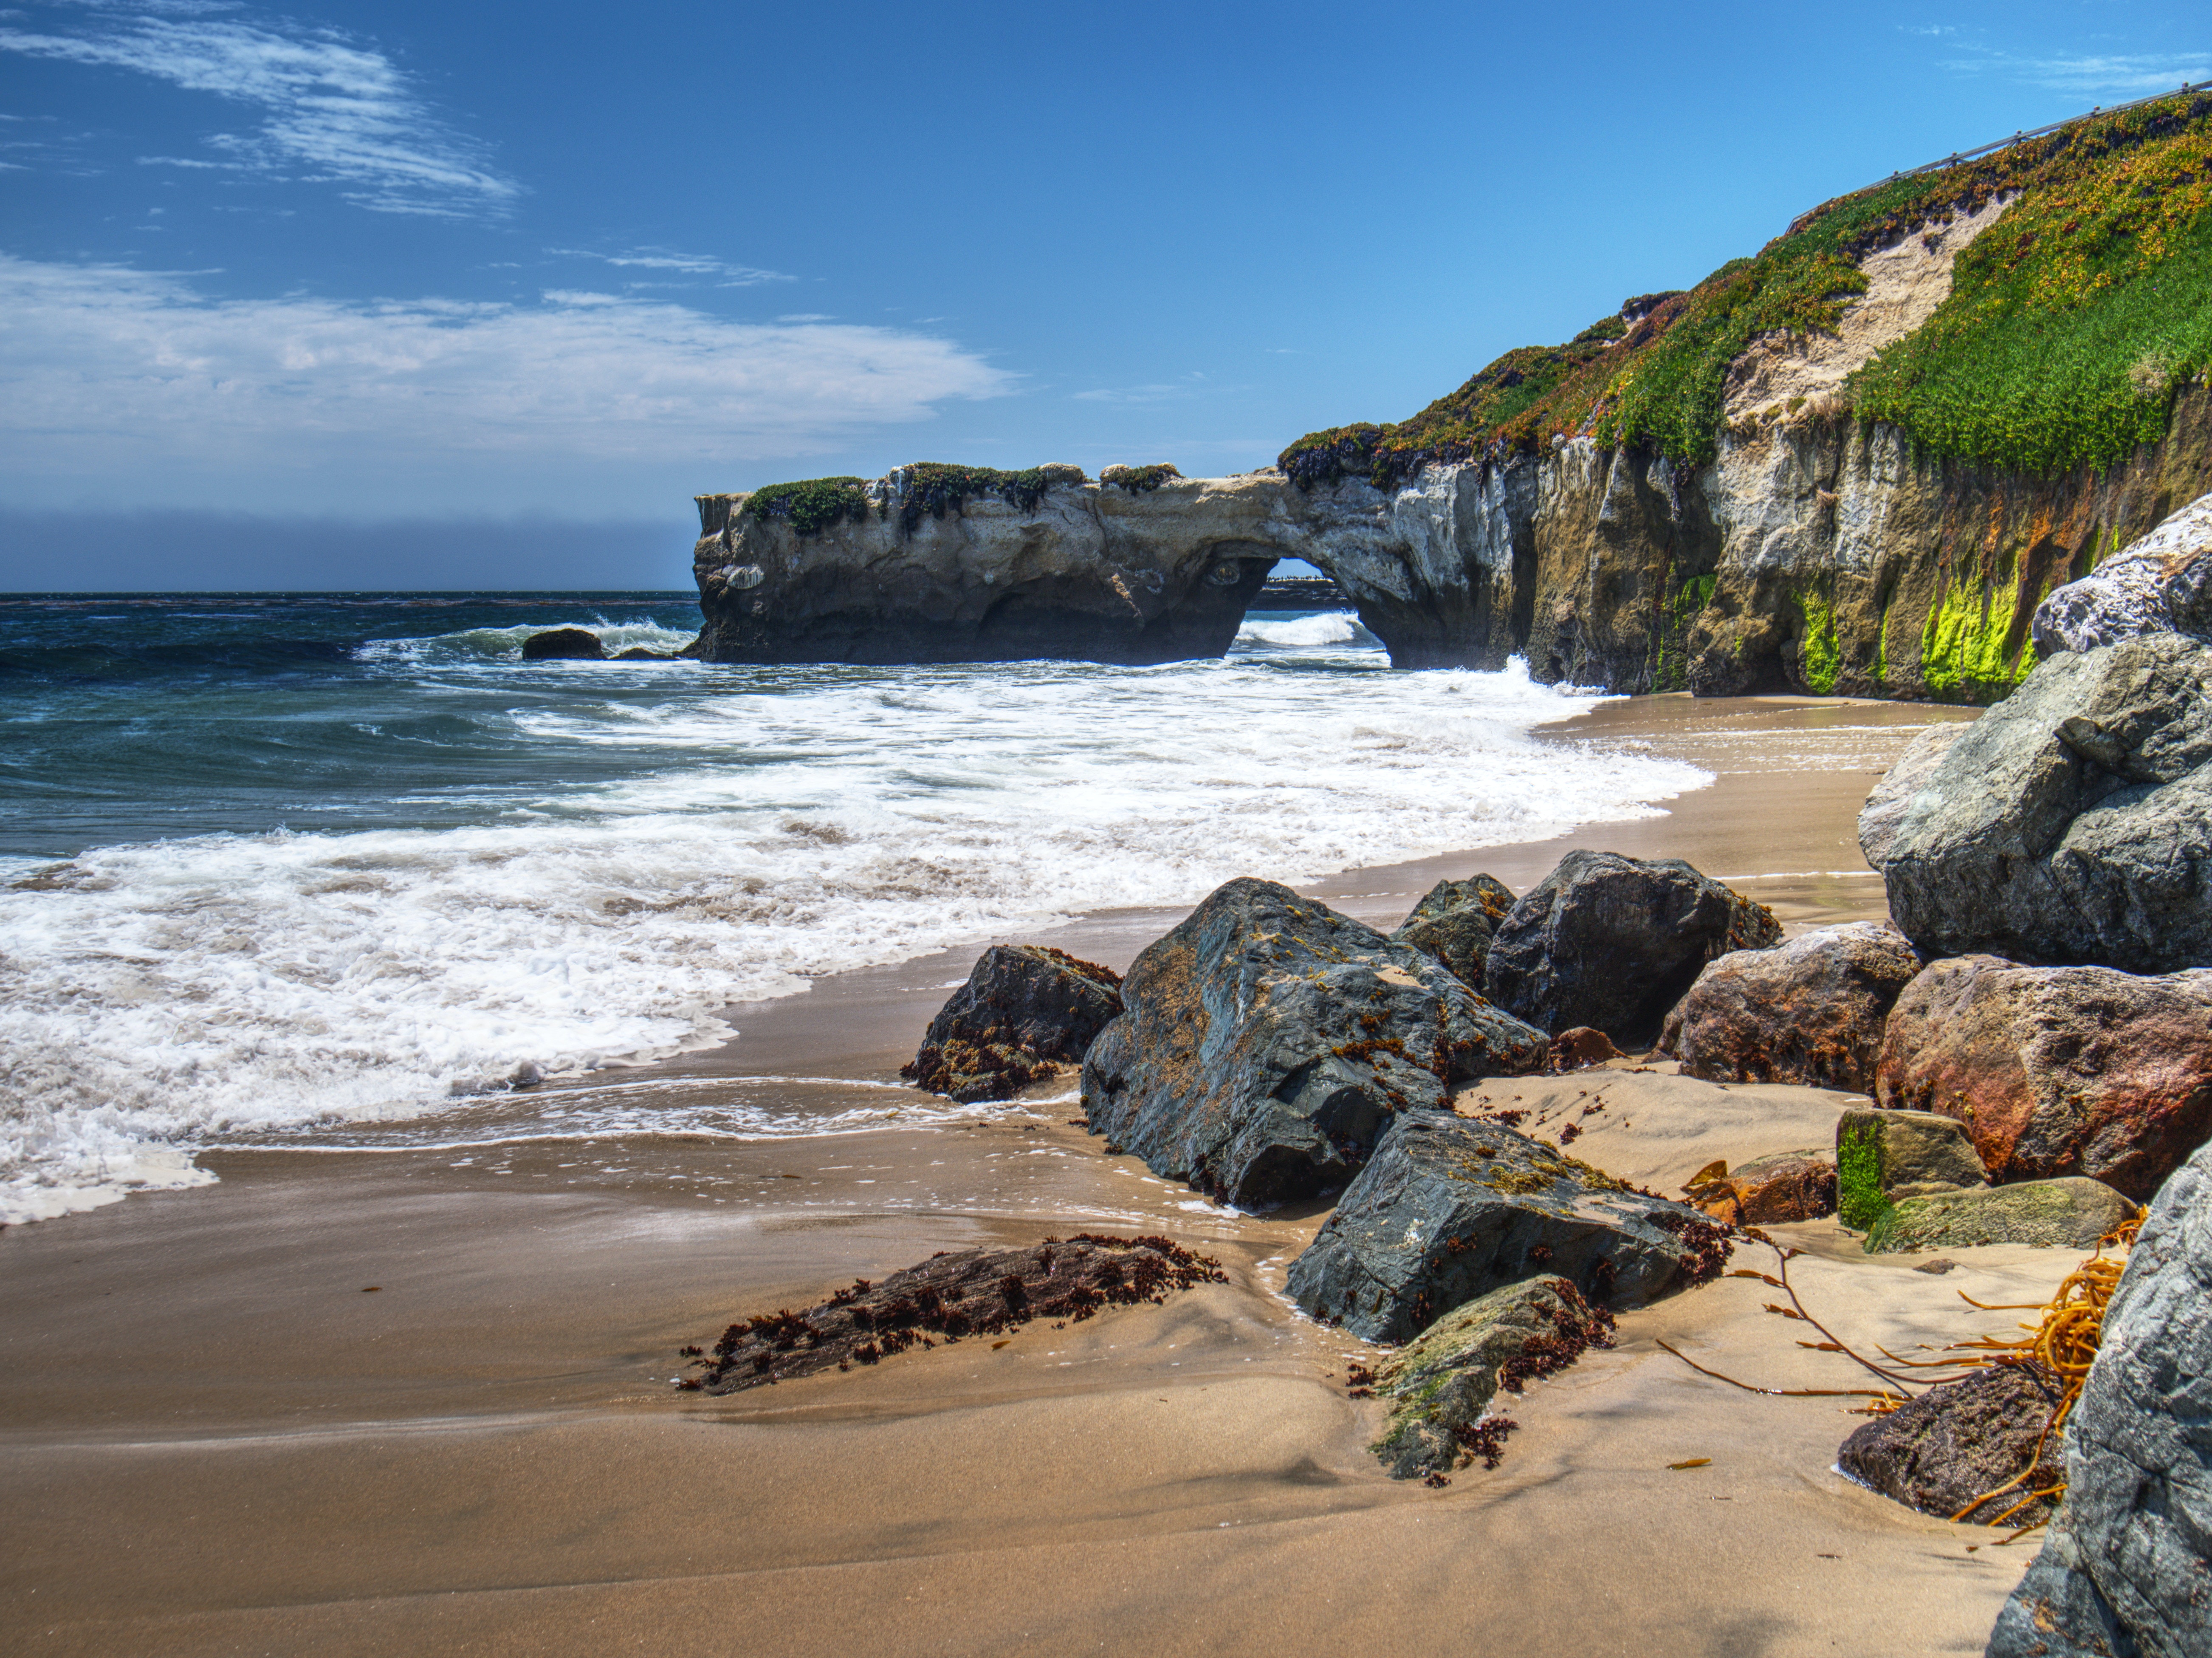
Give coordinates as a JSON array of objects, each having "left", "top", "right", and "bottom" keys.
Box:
[
  {"left": 1281, "top": 91, "right": 2212, "bottom": 491},
  {"left": 1101, "top": 463, "right": 1184, "bottom": 492},
  {"left": 743, "top": 463, "right": 1090, "bottom": 537}
]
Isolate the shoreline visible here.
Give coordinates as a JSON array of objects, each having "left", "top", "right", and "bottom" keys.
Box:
[{"left": 3, "top": 689, "right": 2037, "bottom": 1658}]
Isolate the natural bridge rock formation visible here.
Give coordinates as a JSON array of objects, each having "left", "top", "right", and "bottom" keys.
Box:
[{"left": 688, "top": 465, "right": 1526, "bottom": 669}]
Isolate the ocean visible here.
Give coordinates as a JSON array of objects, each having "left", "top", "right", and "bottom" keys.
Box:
[{"left": 0, "top": 592, "right": 1713, "bottom": 1223}]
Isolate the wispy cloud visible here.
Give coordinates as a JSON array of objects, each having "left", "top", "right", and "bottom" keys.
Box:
[
  {"left": 0, "top": 3, "right": 519, "bottom": 215},
  {"left": 545, "top": 246, "right": 793, "bottom": 287},
  {"left": 1072, "top": 373, "right": 1230, "bottom": 404},
  {"left": 0, "top": 254, "right": 1015, "bottom": 503},
  {"left": 1943, "top": 47, "right": 2210, "bottom": 98}
]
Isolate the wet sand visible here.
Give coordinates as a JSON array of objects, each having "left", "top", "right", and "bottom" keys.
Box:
[{"left": 5, "top": 692, "right": 2060, "bottom": 1658}]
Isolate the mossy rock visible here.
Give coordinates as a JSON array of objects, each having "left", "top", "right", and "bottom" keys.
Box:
[
  {"left": 1864, "top": 1177, "right": 2136, "bottom": 1254},
  {"left": 1369, "top": 1274, "right": 1614, "bottom": 1479},
  {"left": 1836, "top": 1107, "right": 1989, "bottom": 1232}
]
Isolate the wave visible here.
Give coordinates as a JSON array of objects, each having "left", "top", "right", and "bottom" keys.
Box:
[
  {"left": 0, "top": 651, "right": 1710, "bottom": 1222},
  {"left": 1235, "top": 611, "right": 1366, "bottom": 649}
]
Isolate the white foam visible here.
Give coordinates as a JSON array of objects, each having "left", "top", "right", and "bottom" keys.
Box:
[
  {"left": 1235, "top": 611, "right": 1364, "bottom": 648},
  {"left": 0, "top": 651, "right": 1709, "bottom": 1222}
]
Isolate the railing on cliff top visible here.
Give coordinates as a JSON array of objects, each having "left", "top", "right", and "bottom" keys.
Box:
[{"left": 1886, "top": 80, "right": 2210, "bottom": 181}]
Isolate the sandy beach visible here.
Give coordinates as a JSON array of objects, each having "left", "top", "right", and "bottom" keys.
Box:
[{"left": 3, "top": 691, "right": 2069, "bottom": 1658}]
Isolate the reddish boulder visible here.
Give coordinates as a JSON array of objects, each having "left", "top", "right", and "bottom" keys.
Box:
[
  {"left": 1660, "top": 921, "right": 1923, "bottom": 1093},
  {"left": 1876, "top": 954, "right": 2212, "bottom": 1201},
  {"left": 1548, "top": 1026, "right": 1623, "bottom": 1072},
  {"left": 1684, "top": 1150, "right": 1838, "bottom": 1225}
]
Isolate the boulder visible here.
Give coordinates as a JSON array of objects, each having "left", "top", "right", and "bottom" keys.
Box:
[
  {"left": 1547, "top": 1026, "right": 1624, "bottom": 1072},
  {"left": 1876, "top": 954, "right": 2212, "bottom": 1202},
  {"left": 903, "top": 945, "right": 1123, "bottom": 1104},
  {"left": 2033, "top": 489, "right": 2212, "bottom": 655},
  {"left": 1368, "top": 1275, "right": 1616, "bottom": 1480},
  {"left": 1837, "top": 1107, "right": 1989, "bottom": 1231},
  {"left": 1683, "top": 1150, "right": 1837, "bottom": 1225},
  {"left": 1660, "top": 921, "right": 1924, "bottom": 1092},
  {"left": 1840, "top": 1363, "right": 2067, "bottom": 1527},
  {"left": 1284, "top": 1110, "right": 1732, "bottom": 1342},
  {"left": 1859, "top": 722, "right": 1970, "bottom": 870},
  {"left": 1080, "top": 879, "right": 1547, "bottom": 1206},
  {"left": 1390, "top": 875, "right": 1516, "bottom": 991},
  {"left": 520, "top": 627, "right": 607, "bottom": 661},
  {"left": 1484, "top": 851, "right": 1781, "bottom": 1046},
  {"left": 1879, "top": 635, "right": 2212, "bottom": 974},
  {"left": 1865, "top": 1177, "right": 2136, "bottom": 1255},
  {"left": 1986, "top": 1143, "right": 2212, "bottom": 1658}
]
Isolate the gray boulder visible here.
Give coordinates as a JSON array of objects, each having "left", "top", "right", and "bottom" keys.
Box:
[
  {"left": 1878, "top": 635, "right": 2212, "bottom": 973},
  {"left": 1859, "top": 722, "right": 1970, "bottom": 869},
  {"left": 1866, "top": 1177, "right": 2135, "bottom": 1256},
  {"left": 1368, "top": 1275, "right": 1615, "bottom": 1479},
  {"left": 1284, "top": 1110, "right": 1731, "bottom": 1342},
  {"left": 1661, "top": 921, "right": 1924, "bottom": 1093},
  {"left": 1079, "top": 878, "right": 1547, "bottom": 1206},
  {"left": 1987, "top": 1143, "right": 2212, "bottom": 1658},
  {"left": 1391, "top": 874, "right": 1516, "bottom": 991},
  {"left": 2033, "top": 490, "right": 2212, "bottom": 656},
  {"left": 1483, "top": 850, "right": 1782, "bottom": 1046},
  {"left": 903, "top": 944, "right": 1123, "bottom": 1104},
  {"left": 1877, "top": 954, "right": 2212, "bottom": 1201},
  {"left": 1841, "top": 1363, "right": 2067, "bottom": 1527},
  {"left": 1837, "top": 1107, "right": 1989, "bottom": 1232}
]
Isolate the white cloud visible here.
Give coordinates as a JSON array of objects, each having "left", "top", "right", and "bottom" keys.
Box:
[
  {"left": 0, "top": 254, "right": 1015, "bottom": 506},
  {"left": 0, "top": 5, "right": 519, "bottom": 215},
  {"left": 545, "top": 246, "right": 793, "bottom": 287},
  {"left": 1943, "top": 48, "right": 2211, "bottom": 97}
]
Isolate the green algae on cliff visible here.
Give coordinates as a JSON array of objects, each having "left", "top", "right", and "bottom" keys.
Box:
[
  {"left": 1918, "top": 568, "right": 2033, "bottom": 701},
  {"left": 1797, "top": 587, "right": 1843, "bottom": 695}
]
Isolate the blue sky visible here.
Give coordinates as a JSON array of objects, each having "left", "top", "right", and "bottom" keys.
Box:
[{"left": 1, "top": 0, "right": 2206, "bottom": 588}]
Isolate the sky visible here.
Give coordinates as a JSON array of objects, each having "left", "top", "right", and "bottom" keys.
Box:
[{"left": 0, "top": 0, "right": 2206, "bottom": 590}]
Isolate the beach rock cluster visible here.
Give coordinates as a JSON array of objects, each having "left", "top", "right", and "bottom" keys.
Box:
[{"left": 903, "top": 944, "right": 1122, "bottom": 1104}]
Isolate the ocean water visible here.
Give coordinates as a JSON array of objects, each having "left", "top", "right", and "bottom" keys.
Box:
[{"left": 0, "top": 592, "right": 1713, "bottom": 1223}]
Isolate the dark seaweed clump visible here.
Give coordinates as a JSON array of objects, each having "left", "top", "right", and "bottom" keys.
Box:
[{"left": 675, "top": 1234, "right": 1226, "bottom": 1392}]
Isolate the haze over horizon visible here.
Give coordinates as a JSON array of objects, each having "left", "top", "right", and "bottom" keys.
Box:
[{"left": 2, "top": 0, "right": 2205, "bottom": 590}]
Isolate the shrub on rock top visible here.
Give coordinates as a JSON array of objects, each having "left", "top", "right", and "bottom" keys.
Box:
[
  {"left": 1079, "top": 878, "right": 1548, "bottom": 1208},
  {"left": 1483, "top": 850, "right": 1781, "bottom": 1047}
]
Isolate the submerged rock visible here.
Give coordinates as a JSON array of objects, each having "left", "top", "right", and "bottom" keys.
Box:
[
  {"left": 1080, "top": 879, "right": 1547, "bottom": 1207},
  {"left": 1368, "top": 1275, "right": 1616, "bottom": 1480},
  {"left": 2033, "top": 489, "right": 2212, "bottom": 655},
  {"left": 1661, "top": 921, "right": 1923, "bottom": 1093},
  {"left": 1865, "top": 1177, "right": 2135, "bottom": 1255},
  {"left": 1840, "top": 1363, "right": 2066, "bottom": 1527},
  {"left": 904, "top": 944, "right": 1123, "bottom": 1104},
  {"left": 1483, "top": 850, "right": 1782, "bottom": 1046},
  {"left": 521, "top": 627, "right": 607, "bottom": 661},
  {"left": 1876, "top": 954, "right": 2212, "bottom": 1202},
  {"left": 680, "top": 1234, "right": 1225, "bottom": 1392},
  {"left": 1879, "top": 634, "right": 2212, "bottom": 974},
  {"left": 1987, "top": 1142, "right": 2212, "bottom": 1658},
  {"left": 1836, "top": 1107, "right": 1989, "bottom": 1231},
  {"left": 1389, "top": 874, "right": 1516, "bottom": 991},
  {"left": 1684, "top": 1150, "right": 1837, "bottom": 1226},
  {"left": 1284, "top": 1110, "right": 1731, "bottom": 1342}
]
